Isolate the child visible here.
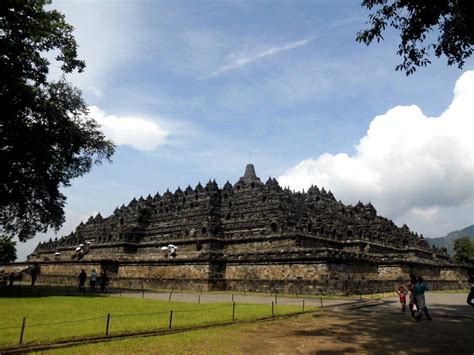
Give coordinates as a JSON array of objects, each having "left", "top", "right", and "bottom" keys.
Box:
[{"left": 396, "top": 285, "right": 408, "bottom": 312}]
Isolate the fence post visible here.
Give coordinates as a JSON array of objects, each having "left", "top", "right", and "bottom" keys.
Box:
[
  {"left": 105, "top": 313, "right": 110, "bottom": 336},
  {"left": 302, "top": 299, "right": 305, "bottom": 312},
  {"left": 19, "top": 317, "right": 26, "bottom": 344},
  {"left": 272, "top": 301, "right": 274, "bottom": 317},
  {"left": 169, "top": 290, "right": 173, "bottom": 302},
  {"left": 232, "top": 302, "right": 235, "bottom": 321},
  {"left": 232, "top": 293, "right": 234, "bottom": 302},
  {"left": 198, "top": 294, "right": 201, "bottom": 304},
  {"left": 169, "top": 310, "right": 173, "bottom": 329},
  {"left": 371, "top": 290, "right": 374, "bottom": 299},
  {"left": 320, "top": 297, "right": 323, "bottom": 308}
]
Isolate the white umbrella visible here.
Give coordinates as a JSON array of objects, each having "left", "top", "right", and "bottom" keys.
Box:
[
  {"left": 54, "top": 252, "right": 60, "bottom": 255},
  {"left": 160, "top": 246, "right": 169, "bottom": 250},
  {"left": 79, "top": 243, "right": 84, "bottom": 247},
  {"left": 168, "top": 244, "right": 177, "bottom": 249},
  {"left": 86, "top": 241, "right": 91, "bottom": 244},
  {"left": 75, "top": 247, "right": 81, "bottom": 251}
]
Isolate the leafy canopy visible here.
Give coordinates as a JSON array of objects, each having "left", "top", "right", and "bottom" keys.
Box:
[
  {"left": 452, "top": 236, "right": 474, "bottom": 265},
  {"left": 0, "top": 236, "right": 17, "bottom": 263},
  {"left": 357, "top": 0, "right": 474, "bottom": 75},
  {"left": 0, "top": 0, "right": 114, "bottom": 241}
]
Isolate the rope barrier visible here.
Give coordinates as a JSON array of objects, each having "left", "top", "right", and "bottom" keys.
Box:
[
  {"left": 26, "top": 316, "right": 104, "bottom": 328},
  {"left": 111, "top": 310, "right": 169, "bottom": 318}
]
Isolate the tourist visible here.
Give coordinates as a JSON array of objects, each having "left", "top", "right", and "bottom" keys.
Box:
[
  {"left": 90, "top": 269, "right": 97, "bottom": 292},
  {"left": 396, "top": 285, "right": 408, "bottom": 312},
  {"left": 414, "top": 276, "right": 432, "bottom": 321},
  {"left": 408, "top": 274, "right": 417, "bottom": 317},
  {"left": 467, "top": 273, "right": 474, "bottom": 307},
  {"left": 30, "top": 268, "right": 38, "bottom": 286},
  {"left": 78, "top": 269, "right": 87, "bottom": 293},
  {"left": 99, "top": 270, "right": 108, "bottom": 293}
]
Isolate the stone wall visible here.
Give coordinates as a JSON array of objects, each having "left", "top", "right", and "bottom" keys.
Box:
[{"left": 2, "top": 259, "right": 468, "bottom": 295}]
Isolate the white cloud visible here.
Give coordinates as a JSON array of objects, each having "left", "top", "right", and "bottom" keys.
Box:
[
  {"left": 88, "top": 106, "right": 169, "bottom": 151},
  {"left": 203, "top": 35, "right": 316, "bottom": 79},
  {"left": 279, "top": 71, "right": 474, "bottom": 232}
]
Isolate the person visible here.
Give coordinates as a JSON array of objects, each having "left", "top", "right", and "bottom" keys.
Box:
[
  {"left": 414, "top": 276, "right": 432, "bottom": 321},
  {"left": 408, "top": 274, "right": 417, "bottom": 317},
  {"left": 467, "top": 273, "right": 474, "bottom": 307},
  {"left": 78, "top": 269, "right": 87, "bottom": 293},
  {"left": 99, "top": 270, "right": 108, "bottom": 293},
  {"left": 396, "top": 285, "right": 408, "bottom": 312},
  {"left": 90, "top": 269, "right": 97, "bottom": 292},
  {"left": 30, "top": 268, "right": 37, "bottom": 286}
]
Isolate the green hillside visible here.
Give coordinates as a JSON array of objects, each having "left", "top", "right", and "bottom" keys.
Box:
[{"left": 427, "top": 225, "right": 474, "bottom": 255}]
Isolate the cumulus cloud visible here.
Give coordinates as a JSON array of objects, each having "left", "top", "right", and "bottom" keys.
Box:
[
  {"left": 88, "top": 106, "right": 169, "bottom": 151},
  {"left": 279, "top": 71, "right": 474, "bottom": 226}
]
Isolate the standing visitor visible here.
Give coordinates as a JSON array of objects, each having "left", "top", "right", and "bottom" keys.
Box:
[
  {"left": 408, "top": 274, "right": 417, "bottom": 317},
  {"left": 414, "top": 276, "right": 432, "bottom": 321},
  {"left": 30, "top": 268, "right": 38, "bottom": 286},
  {"left": 78, "top": 269, "right": 87, "bottom": 293},
  {"left": 90, "top": 269, "right": 97, "bottom": 292},
  {"left": 99, "top": 270, "right": 108, "bottom": 293},
  {"left": 467, "top": 273, "right": 474, "bottom": 307}
]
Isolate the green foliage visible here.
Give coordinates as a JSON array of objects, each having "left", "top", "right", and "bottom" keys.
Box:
[
  {"left": 452, "top": 236, "right": 474, "bottom": 264},
  {"left": 356, "top": 0, "right": 474, "bottom": 75},
  {"left": 0, "top": 236, "right": 16, "bottom": 262},
  {"left": 0, "top": 0, "right": 115, "bottom": 241}
]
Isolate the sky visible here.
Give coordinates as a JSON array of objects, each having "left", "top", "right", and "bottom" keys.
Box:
[{"left": 16, "top": 0, "right": 474, "bottom": 260}]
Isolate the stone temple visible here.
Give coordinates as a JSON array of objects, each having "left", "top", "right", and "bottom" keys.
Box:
[{"left": 27, "top": 164, "right": 464, "bottom": 294}]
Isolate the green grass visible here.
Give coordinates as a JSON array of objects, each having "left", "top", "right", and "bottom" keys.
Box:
[
  {"left": 38, "top": 323, "right": 256, "bottom": 355},
  {"left": 0, "top": 296, "right": 306, "bottom": 348}
]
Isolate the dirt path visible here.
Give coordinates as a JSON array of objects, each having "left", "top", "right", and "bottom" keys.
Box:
[{"left": 236, "top": 295, "right": 474, "bottom": 354}]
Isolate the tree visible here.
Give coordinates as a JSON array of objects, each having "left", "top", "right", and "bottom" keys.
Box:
[
  {"left": 452, "top": 236, "right": 474, "bottom": 264},
  {"left": 0, "top": 1, "right": 114, "bottom": 241},
  {"left": 0, "top": 236, "right": 17, "bottom": 263},
  {"left": 356, "top": 0, "right": 474, "bottom": 75}
]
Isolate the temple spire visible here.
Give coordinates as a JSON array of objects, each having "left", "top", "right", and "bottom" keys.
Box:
[
  {"left": 237, "top": 163, "right": 262, "bottom": 185},
  {"left": 244, "top": 164, "right": 257, "bottom": 180}
]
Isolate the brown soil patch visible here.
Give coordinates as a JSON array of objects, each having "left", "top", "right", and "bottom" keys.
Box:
[{"left": 236, "top": 309, "right": 474, "bottom": 355}]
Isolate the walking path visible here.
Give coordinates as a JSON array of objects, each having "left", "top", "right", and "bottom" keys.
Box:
[{"left": 236, "top": 292, "right": 474, "bottom": 354}]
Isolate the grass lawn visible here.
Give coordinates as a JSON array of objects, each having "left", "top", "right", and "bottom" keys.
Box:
[
  {"left": 38, "top": 323, "right": 257, "bottom": 355},
  {"left": 0, "top": 295, "right": 306, "bottom": 348}
]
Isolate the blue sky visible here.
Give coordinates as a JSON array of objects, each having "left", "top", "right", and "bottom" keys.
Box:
[{"left": 17, "top": 0, "right": 474, "bottom": 260}]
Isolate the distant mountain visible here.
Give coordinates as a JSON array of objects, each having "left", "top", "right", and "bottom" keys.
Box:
[{"left": 427, "top": 225, "right": 474, "bottom": 255}]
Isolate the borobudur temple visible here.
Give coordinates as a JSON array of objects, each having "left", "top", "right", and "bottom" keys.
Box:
[{"left": 26, "top": 164, "right": 465, "bottom": 294}]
